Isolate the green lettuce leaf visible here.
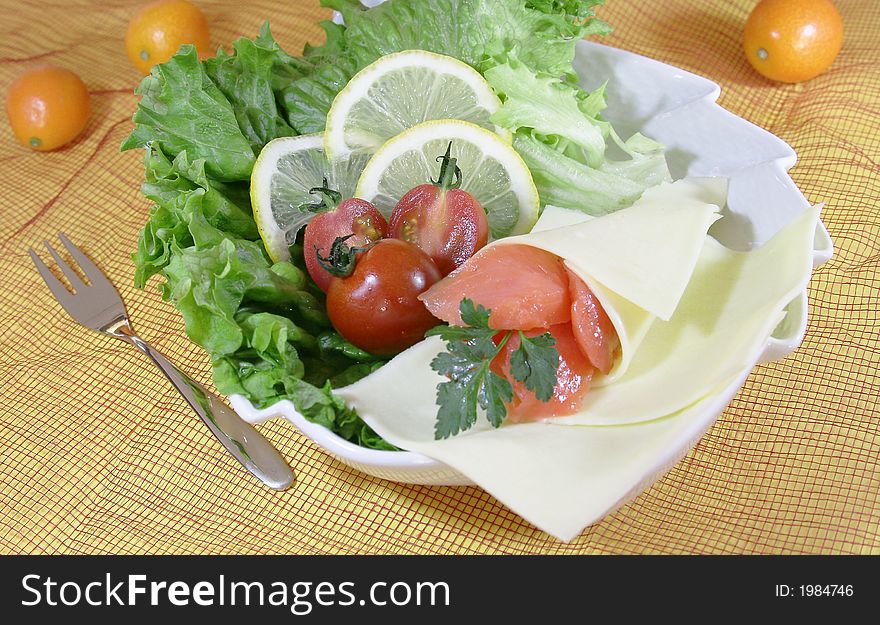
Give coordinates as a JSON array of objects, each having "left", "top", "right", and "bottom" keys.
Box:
[
  {"left": 317, "top": 331, "right": 379, "bottom": 362},
  {"left": 325, "top": 0, "right": 609, "bottom": 77},
  {"left": 513, "top": 132, "right": 670, "bottom": 215},
  {"left": 284, "top": 379, "right": 397, "bottom": 451},
  {"left": 203, "top": 24, "right": 297, "bottom": 153},
  {"left": 211, "top": 313, "right": 396, "bottom": 451},
  {"left": 133, "top": 146, "right": 259, "bottom": 288},
  {"left": 486, "top": 58, "right": 607, "bottom": 166},
  {"left": 161, "top": 232, "right": 328, "bottom": 355},
  {"left": 211, "top": 312, "right": 311, "bottom": 399},
  {"left": 280, "top": 56, "right": 360, "bottom": 134},
  {"left": 485, "top": 53, "right": 670, "bottom": 215},
  {"left": 121, "top": 46, "right": 255, "bottom": 181},
  {"left": 603, "top": 130, "right": 671, "bottom": 186}
]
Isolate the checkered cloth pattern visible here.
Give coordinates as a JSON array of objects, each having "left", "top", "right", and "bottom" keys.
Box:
[{"left": 1, "top": 0, "right": 876, "bottom": 554}]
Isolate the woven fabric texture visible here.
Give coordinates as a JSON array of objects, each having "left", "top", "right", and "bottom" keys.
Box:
[{"left": 1, "top": 0, "right": 877, "bottom": 555}]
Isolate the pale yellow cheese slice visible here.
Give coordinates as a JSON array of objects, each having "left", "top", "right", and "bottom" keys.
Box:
[
  {"left": 339, "top": 373, "right": 748, "bottom": 541},
  {"left": 503, "top": 177, "right": 727, "bottom": 321},
  {"left": 557, "top": 203, "right": 820, "bottom": 425}
]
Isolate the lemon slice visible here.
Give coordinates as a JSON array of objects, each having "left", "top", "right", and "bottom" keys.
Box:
[
  {"left": 325, "top": 50, "right": 508, "bottom": 159},
  {"left": 356, "top": 120, "right": 540, "bottom": 238},
  {"left": 251, "top": 134, "right": 370, "bottom": 262}
]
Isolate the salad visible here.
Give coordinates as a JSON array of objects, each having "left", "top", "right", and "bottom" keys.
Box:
[
  {"left": 123, "top": 0, "right": 668, "bottom": 448},
  {"left": 124, "top": 0, "right": 823, "bottom": 539}
]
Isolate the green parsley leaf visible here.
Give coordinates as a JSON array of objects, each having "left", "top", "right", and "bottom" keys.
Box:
[
  {"left": 426, "top": 299, "right": 496, "bottom": 342},
  {"left": 509, "top": 331, "right": 560, "bottom": 402},
  {"left": 432, "top": 359, "right": 513, "bottom": 439},
  {"left": 430, "top": 298, "right": 559, "bottom": 439},
  {"left": 479, "top": 370, "right": 514, "bottom": 428},
  {"left": 459, "top": 298, "right": 493, "bottom": 328},
  {"left": 434, "top": 378, "right": 479, "bottom": 440},
  {"left": 432, "top": 338, "right": 507, "bottom": 439},
  {"left": 425, "top": 324, "right": 493, "bottom": 343}
]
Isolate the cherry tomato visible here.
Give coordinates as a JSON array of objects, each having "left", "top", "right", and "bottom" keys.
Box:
[
  {"left": 5, "top": 66, "right": 90, "bottom": 151},
  {"left": 302, "top": 182, "right": 388, "bottom": 292},
  {"left": 125, "top": 0, "right": 211, "bottom": 75},
  {"left": 326, "top": 239, "right": 442, "bottom": 356},
  {"left": 390, "top": 141, "right": 488, "bottom": 276},
  {"left": 743, "top": 0, "right": 843, "bottom": 83},
  {"left": 491, "top": 324, "right": 594, "bottom": 422}
]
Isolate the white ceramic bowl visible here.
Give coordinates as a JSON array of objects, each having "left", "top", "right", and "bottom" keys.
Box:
[{"left": 231, "top": 39, "right": 833, "bottom": 489}]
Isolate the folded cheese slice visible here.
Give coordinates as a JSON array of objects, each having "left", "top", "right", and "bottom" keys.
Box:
[
  {"left": 347, "top": 372, "right": 750, "bottom": 542},
  {"left": 519, "top": 177, "right": 728, "bottom": 321},
  {"left": 336, "top": 178, "right": 820, "bottom": 540},
  {"left": 498, "top": 177, "right": 724, "bottom": 383},
  {"left": 558, "top": 202, "right": 818, "bottom": 425}
]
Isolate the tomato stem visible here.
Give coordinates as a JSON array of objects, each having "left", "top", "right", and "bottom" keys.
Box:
[
  {"left": 431, "top": 141, "right": 463, "bottom": 191},
  {"left": 299, "top": 177, "right": 343, "bottom": 213},
  {"left": 315, "top": 234, "right": 373, "bottom": 278}
]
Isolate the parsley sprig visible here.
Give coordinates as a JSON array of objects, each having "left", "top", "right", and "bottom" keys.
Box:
[{"left": 426, "top": 299, "right": 560, "bottom": 440}]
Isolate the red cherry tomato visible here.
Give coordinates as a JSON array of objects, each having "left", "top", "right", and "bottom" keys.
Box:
[
  {"left": 326, "top": 239, "right": 442, "bottom": 356},
  {"left": 302, "top": 181, "right": 388, "bottom": 292},
  {"left": 389, "top": 141, "right": 488, "bottom": 276}
]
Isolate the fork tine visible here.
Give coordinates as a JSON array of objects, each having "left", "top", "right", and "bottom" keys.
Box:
[
  {"left": 57, "top": 232, "right": 112, "bottom": 289},
  {"left": 43, "top": 240, "right": 87, "bottom": 291},
  {"left": 29, "top": 248, "right": 74, "bottom": 306}
]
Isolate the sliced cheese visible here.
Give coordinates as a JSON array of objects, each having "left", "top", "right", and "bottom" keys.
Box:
[
  {"left": 340, "top": 373, "right": 748, "bottom": 542},
  {"left": 499, "top": 178, "right": 723, "bottom": 382},
  {"left": 531, "top": 204, "right": 595, "bottom": 231},
  {"left": 557, "top": 203, "right": 820, "bottom": 425},
  {"left": 500, "top": 177, "right": 726, "bottom": 321}
]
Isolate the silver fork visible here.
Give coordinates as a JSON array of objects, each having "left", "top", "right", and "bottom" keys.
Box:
[{"left": 29, "top": 233, "right": 295, "bottom": 491}]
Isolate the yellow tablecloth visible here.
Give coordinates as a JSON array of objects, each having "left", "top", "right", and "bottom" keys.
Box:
[{"left": 1, "top": 0, "right": 877, "bottom": 555}]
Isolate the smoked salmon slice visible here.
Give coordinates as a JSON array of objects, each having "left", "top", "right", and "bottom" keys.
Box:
[
  {"left": 491, "top": 324, "right": 594, "bottom": 422},
  {"left": 419, "top": 244, "right": 571, "bottom": 330},
  {"left": 566, "top": 268, "right": 621, "bottom": 375}
]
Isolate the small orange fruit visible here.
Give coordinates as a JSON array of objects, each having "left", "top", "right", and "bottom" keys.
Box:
[
  {"left": 743, "top": 0, "right": 843, "bottom": 83},
  {"left": 125, "top": 0, "right": 210, "bottom": 74},
  {"left": 5, "top": 66, "right": 91, "bottom": 151}
]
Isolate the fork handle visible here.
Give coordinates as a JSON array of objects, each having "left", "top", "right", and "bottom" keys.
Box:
[{"left": 121, "top": 331, "right": 295, "bottom": 491}]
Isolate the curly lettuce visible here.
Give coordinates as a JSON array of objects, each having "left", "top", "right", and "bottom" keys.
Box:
[
  {"left": 283, "top": 0, "right": 611, "bottom": 135},
  {"left": 121, "top": 46, "right": 256, "bottom": 181},
  {"left": 203, "top": 27, "right": 297, "bottom": 152},
  {"left": 324, "top": 0, "right": 610, "bottom": 77},
  {"left": 486, "top": 56, "right": 671, "bottom": 215}
]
